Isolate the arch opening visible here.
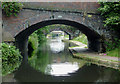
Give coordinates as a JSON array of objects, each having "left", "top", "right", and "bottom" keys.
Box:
[{"left": 15, "top": 19, "right": 101, "bottom": 59}]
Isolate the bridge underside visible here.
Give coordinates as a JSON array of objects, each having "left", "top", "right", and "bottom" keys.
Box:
[{"left": 15, "top": 19, "right": 103, "bottom": 60}]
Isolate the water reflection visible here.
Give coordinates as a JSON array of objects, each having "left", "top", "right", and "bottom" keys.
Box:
[
  {"left": 46, "top": 62, "right": 79, "bottom": 76},
  {"left": 6, "top": 37, "right": 120, "bottom": 82},
  {"left": 28, "top": 38, "right": 84, "bottom": 76},
  {"left": 49, "top": 38, "right": 65, "bottom": 53},
  {"left": 28, "top": 45, "right": 49, "bottom": 73}
]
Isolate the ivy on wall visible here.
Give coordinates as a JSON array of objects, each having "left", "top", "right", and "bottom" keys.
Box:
[
  {"left": 98, "top": 2, "right": 120, "bottom": 32},
  {"left": 98, "top": 2, "right": 120, "bottom": 51},
  {"left": 2, "top": 2, "right": 23, "bottom": 16}
]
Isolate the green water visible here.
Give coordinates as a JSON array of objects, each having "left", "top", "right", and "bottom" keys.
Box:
[{"left": 3, "top": 38, "right": 120, "bottom": 83}]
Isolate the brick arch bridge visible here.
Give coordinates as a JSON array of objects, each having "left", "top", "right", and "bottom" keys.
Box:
[{"left": 2, "top": 2, "right": 109, "bottom": 59}]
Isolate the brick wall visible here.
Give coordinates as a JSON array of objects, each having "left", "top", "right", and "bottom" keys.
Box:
[{"left": 23, "top": 2, "right": 100, "bottom": 13}]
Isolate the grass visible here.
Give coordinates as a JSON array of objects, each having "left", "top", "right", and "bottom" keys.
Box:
[
  {"left": 74, "top": 53, "right": 86, "bottom": 57},
  {"left": 69, "top": 46, "right": 77, "bottom": 48},
  {"left": 64, "top": 35, "right": 69, "bottom": 38},
  {"left": 73, "top": 34, "right": 88, "bottom": 45},
  {"left": 74, "top": 53, "right": 119, "bottom": 63},
  {"left": 73, "top": 34, "right": 120, "bottom": 58},
  {"left": 106, "top": 47, "right": 120, "bottom": 57}
]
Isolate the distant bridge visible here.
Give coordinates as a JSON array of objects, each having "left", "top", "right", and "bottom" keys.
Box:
[{"left": 41, "top": 25, "right": 80, "bottom": 40}]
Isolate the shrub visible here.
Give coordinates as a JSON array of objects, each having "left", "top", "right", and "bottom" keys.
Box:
[
  {"left": 2, "top": 2, "right": 23, "bottom": 16},
  {"left": 0, "top": 43, "right": 22, "bottom": 76},
  {"left": 28, "top": 32, "right": 39, "bottom": 50},
  {"left": 98, "top": 2, "right": 120, "bottom": 53},
  {"left": 28, "top": 32, "right": 39, "bottom": 58},
  {"left": 73, "top": 34, "right": 88, "bottom": 45},
  {"left": 98, "top": 2, "right": 120, "bottom": 34},
  {"left": 36, "top": 29, "right": 47, "bottom": 44}
]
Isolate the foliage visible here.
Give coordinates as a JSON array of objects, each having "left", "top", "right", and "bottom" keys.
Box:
[
  {"left": 106, "top": 47, "right": 120, "bottom": 57},
  {"left": 35, "top": 27, "right": 48, "bottom": 44},
  {"left": 98, "top": 2, "right": 120, "bottom": 31},
  {"left": 64, "top": 35, "right": 69, "bottom": 38},
  {"left": 0, "top": 43, "right": 22, "bottom": 76},
  {"left": 105, "top": 39, "right": 120, "bottom": 57},
  {"left": 28, "top": 32, "right": 39, "bottom": 58},
  {"left": 98, "top": 2, "right": 120, "bottom": 54},
  {"left": 28, "top": 32, "right": 39, "bottom": 50},
  {"left": 2, "top": 2, "right": 23, "bottom": 16},
  {"left": 105, "top": 39, "right": 120, "bottom": 51},
  {"left": 28, "top": 27, "right": 47, "bottom": 57},
  {"left": 28, "top": 45, "right": 49, "bottom": 74},
  {"left": 73, "top": 34, "right": 88, "bottom": 45}
]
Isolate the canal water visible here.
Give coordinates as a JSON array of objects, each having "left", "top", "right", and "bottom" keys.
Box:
[{"left": 3, "top": 37, "right": 120, "bottom": 83}]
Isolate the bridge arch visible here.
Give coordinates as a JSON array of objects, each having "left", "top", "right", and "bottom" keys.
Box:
[
  {"left": 15, "top": 19, "right": 101, "bottom": 59},
  {"left": 44, "top": 28, "right": 75, "bottom": 40},
  {"left": 46, "top": 30, "right": 71, "bottom": 40}
]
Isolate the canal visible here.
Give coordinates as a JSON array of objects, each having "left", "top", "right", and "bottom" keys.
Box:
[{"left": 3, "top": 37, "right": 120, "bottom": 82}]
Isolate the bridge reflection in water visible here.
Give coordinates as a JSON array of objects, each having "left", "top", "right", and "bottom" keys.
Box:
[
  {"left": 11, "top": 35, "right": 120, "bottom": 82},
  {"left": 46, "top": 36, "right": 79, "bottom": 76},
  {"left": 49, "top": 38, "right": 65, "bottom": 53}
]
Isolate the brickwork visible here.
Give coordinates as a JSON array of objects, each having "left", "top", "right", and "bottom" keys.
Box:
[
  {"left": 2, "top": 2, "right": 109, "bottom": 52},
  {"left": 2, "top": 9, "right": 104, "bottom": 40},
  {"left": 23, "top": 2, "right": 100, "bottom": 13}
]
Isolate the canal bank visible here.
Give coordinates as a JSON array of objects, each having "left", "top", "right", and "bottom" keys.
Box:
[{"left": 63, "top": 40, "right": 120, "bottom": 70}]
